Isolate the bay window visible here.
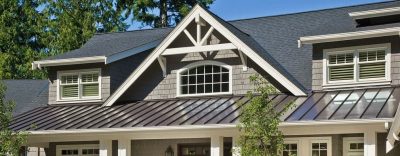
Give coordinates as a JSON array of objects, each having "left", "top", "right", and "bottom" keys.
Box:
[
  {"left": 324, "top": 44, "right": 390, "bottom": 86},
  {"left": 58, "top": 69, "right": 101, "bottom": 101}
]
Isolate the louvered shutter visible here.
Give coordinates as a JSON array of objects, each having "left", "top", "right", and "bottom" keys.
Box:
[
  {"left": 359, "top": 50, "right": 386, "bottom": 79},
  {"left": 328, "top": 53, "right": 354, "bottom": 81}
]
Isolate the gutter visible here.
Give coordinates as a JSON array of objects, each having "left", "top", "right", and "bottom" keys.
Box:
[
  {"left": 32, "top": 56, "right": 106, "bottom": 70},
  {"left": 298, "top": 27, "right": 400, "bottom": 47}
]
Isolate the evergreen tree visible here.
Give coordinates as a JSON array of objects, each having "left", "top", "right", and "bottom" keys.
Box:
[
  {"left": 0, "top": 0, "right": 47, "bottom": 79},
  {"left": 117, "top": 0, "right": 214, "bottom": 28},
  {"left": 41, "top": 0, "right": 129, "bottom": 56}
]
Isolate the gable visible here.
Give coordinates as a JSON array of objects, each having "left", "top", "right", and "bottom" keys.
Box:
[{"left": 103, "top": 5, "right": 306, "bottom": 106}]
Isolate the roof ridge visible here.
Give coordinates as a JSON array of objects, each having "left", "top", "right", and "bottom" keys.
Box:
[
  {"left": 94, "top": 27, "right": 173, "bottom": 36},
  {"left": 228, "top": 0, "right": 395, "bottom": 22}
]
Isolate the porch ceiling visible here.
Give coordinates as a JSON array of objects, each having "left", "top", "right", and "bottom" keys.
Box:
[{"left": 10, "top": 87, "right": 400, "bottom": 132}]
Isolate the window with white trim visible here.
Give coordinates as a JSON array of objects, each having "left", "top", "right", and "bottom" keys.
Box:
[
  {"left": 325, "top": 45, "right": 390, "bottom": 85},
  {"left": 283, "top": 143, "right": 298, "bottom": 156},
  {"left": 311, "top": 142, "right": 328, "bottom": 156},
  {"left": 177, "top": 62, "right": 232, "bottom": 96},
  {"left": 58, "top": 69, "right": 101, "bottom": 101}
]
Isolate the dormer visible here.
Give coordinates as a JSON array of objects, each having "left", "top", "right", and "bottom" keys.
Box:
[
  {"left": 299, "top": 27, "right": 400, "bottom": 90},
  {"left": 349, "top": 7, "right": 400, "bottom": 27}
]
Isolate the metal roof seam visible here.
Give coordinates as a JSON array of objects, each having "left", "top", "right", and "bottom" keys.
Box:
[
  {"left": 360, "top": 88, "right": 382, "bottom": 119},
  {"left": 53, "top": 105, "right": 104, "bottom": 130},
  {"left": 189, "top": 98, "right": 230, "bottom": 125},
  {"left": 376, "top": 87, "right": 395, "bottom": 118},
  {"left": 178, "top": 98, "right": 221, "bottom": 125},
  {"left": 123, "top": 101, "right": 172, "bottom": 127},
  {"left": 343, "top": 89, "right": 368, "bottom": 119},
  {"left": 165, "top": 99, "right": 211, "bottom": 126},
  {"left": 217, "top": 97, "right": 251, "bottom": 124},
  {"left": 143, "top": 100, "right": 189, "bottom": 127},
  {"left": 204, "top": 97, "right": 244, "bottom": 125},
  {"left": 298, "top": 92, "right": 329, "bottom": 121},
  {"left": 85, "top": 104, "right": 134, "bottom": 129},
  {"left": 35, "top": 105, "right": 88, "bottom": 130},
  {"left": 312, "top": 91, "right": 341, "bottom": 120},
  {"left": 327, "top": 90, "right": 354, "bottom": 120}
]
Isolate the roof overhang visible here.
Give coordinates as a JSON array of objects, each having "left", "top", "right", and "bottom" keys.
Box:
[
  {"left": 349, "top": 7, "right": 400, "bottom": 20},
  {"left": 24, "top": 119, "right": 391, "bottom": 135},
  {"left": 32, "top": 56, "right": 106, "bottom": 70},
  {"left": 32, "top": 39, "right": 162, "bottom": 70},
  {"left": 298, "top": 27, "right": 400, "bottom": 47}
]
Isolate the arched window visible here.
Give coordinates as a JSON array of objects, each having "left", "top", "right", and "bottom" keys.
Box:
[{"left": 177, "top": 61, "right": 232, "bottom": 96}]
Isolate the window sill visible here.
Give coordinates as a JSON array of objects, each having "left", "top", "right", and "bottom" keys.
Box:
[
  {"left": 322, "top": 80, "right": 391, "bottom": 90},
  {"left": 176, "top": 92, "right": 233, "bottom": 98},
  {"left": 55, "top": 98, "right": 102, "bottom": 104}
]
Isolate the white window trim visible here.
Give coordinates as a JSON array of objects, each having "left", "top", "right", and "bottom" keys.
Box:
[
  {"left": 322, "top": 43, "right": 391, "bottom": 89},
  {"left": 56, "top": 144, "right": 99, "bottom": 156},
  {"left": 57, "top": 68, "right": 102, "bottom": 103},
  {"left": 343, "top": 137, "right": 364, "bottom": 156},
  {"left": 284, "top": 137, "right": 332, "bottom": 156},
  {"left": 176, "top": 61, "right": 233, "bottom": 97}
]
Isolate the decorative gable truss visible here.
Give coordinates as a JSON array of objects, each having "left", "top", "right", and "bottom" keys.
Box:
[{"left": 103, "top": 5, "right": 306, "bottom": 106}]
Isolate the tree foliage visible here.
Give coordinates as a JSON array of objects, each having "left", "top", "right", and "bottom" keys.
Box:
[
  {"left": 237, "top": 75, "right": 293, "bottom": 156},
  {"left": 0, "top": 82, "right": 27, "bottom": 155},
  {"left": 40, "top": 0, "right": 129, "bottom": 56},
  {"left": 117, "top": 0, "right": 214, "bottom": 28},
  {"left": 0, "top": 0, "right": 47, "bottom": 79}
]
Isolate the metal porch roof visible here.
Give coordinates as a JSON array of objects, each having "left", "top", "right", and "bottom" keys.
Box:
[{"left": 10, "top": 87, "right": 400, "bottom": 131}]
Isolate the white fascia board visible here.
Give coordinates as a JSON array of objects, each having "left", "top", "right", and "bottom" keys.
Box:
[
  {"left": 105, "top": 39, "right": 162, "bottom": 64},
  {"left": 349, "top": 7, "right": 400, "bottom": 19},
  {"left": 25, "top": 119, "right": 391, "bottom": 135},
  {"left": 299, "top": 27, "right": 400, "bottom": 45},
  {"left": 32, "top": 56, "right": 106, "bottom": 70},
  {"left": 103, "top": 5, "right": 306, "bottom": 107}
]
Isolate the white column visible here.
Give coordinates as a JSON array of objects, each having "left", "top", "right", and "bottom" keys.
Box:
[
  {"left": 99, "top": 139, "right": 112, "bottom": 156},
  {"left": 364, "top": 131, "right": 377, "bottom": 156},
  {"left": 211, "top": 136, "right": 223, "bottom": 156},
  {"left": 118, "top": 139, "right": 131, "bottom": 156},
  {"left": 232, "top": 136, "right": 241, "bottom": 156}
]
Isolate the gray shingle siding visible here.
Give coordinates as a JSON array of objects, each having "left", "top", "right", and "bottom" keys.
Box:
[
  {"left": 119, "top": 50, "right": 281, "bottom": 101},
  {"left": 312, "top": 36, "right": 400, "bottom": 90}
]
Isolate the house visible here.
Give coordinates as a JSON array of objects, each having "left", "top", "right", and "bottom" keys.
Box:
[{"left": 8, "top": 1, "right": 400, "bottom": 156}]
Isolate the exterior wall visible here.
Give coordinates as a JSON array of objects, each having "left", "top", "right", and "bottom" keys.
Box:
[
  {"left": 120, "top": 49, "right": 283, "bottom": 101},
  {"left": 312, "top": 36, "right": 400, "bottom": 90},
  {"left": 46, "top": 52, "right": 148, "bottom": 105},
  {"left": 132, "top": 138, "right": 210, "bottom": 156}
]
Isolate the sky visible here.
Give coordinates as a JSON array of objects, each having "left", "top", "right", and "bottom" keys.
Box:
[{"left": 128, "top": 0, "right": 389, "bottom": 30}]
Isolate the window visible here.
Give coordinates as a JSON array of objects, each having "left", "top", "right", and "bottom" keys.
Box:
[
  {"left": 312, "top": 142, "right": 328, "bottom": 156},
  {"left": 58, "top": 69, "right": 101, "bottom": 101},
  {"left": 324, "top": 44, "right": 390, "bottom": 86},
  {"left": 177, "top": 62, "right": 232, "bottom": 96},
  {"left": 343, "top": 137, "right": 364, "bottom": 156},
  {"left": 283, "top": 143, "right": 298, "bottom": 156},
  {"left": 57, "top": 144, "right": 99, "bottom": 156}
]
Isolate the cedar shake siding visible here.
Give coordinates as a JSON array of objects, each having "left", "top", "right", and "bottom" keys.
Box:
[
  {"left": 119, "top": 49, "right": 288, "bottom": 102},
  {"left": 312, "top": 35, "right": 400, "bottom": 90},
  {"left": 47, "top": 52, "right": 149, "bottom": 105}
]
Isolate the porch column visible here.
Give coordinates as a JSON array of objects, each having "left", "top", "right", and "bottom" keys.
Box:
[
  {"left": 364, "top": 131, "right": 377, "bottom": 156},
  {"left": 118, "top": 139, "right": 131, "bottom": 156},
  {"left": 99, "top": 139, "right": 112, "bottom": 156},
  {"left": 232, "top": 136, "right": 241, "bottom": 156},
  {"left": 211, "top": 136, "right": 223, "bottom": 156}
]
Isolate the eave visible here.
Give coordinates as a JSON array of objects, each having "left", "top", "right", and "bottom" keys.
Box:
[
  {"left": 298, "top": 27, "right": 400, "bottom": 46},
  {"left": 32, "top": 56, "right": 106, "bottom": 70},
  {"left": 349, "top": 7, "right": 400, "bottom": 20}
]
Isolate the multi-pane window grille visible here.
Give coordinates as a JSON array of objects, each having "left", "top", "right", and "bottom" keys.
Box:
[
  {"left": 179, "top": 64, "right": 230, "bottom": 95},
  {"left": 59, "top": 70, "right": 100, "bottom": 100},
  {"left": 283, "top": 143, "right": 298, "bottom": 156},
  {"left": 311, "top": 143, "right": 328, "bottom": 156},
  {"left": 61, "top": 149, "right": 79, "bottom": 156},
  {"left": 326, "top": 47, "right": 388, "bottom": 83}
]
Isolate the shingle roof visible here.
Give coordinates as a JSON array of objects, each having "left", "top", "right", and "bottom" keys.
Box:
[
  {"left": 40, "top": 1, "right": 400, "bottom": 89},
  {"left": 43, "top": 28, "right": 173, "bottom": 60},
  {"left": 2, "top": 80, "right": 49, "bottom": 115},
  {"left": 11, "top": 86, "right": 399, "bottom": 131}
]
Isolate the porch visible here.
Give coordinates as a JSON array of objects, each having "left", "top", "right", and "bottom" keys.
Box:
[{"left": 25, "top": 121, "right": 389, "bottom": 156}]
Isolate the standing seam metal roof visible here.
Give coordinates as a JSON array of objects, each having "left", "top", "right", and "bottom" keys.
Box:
[{"left": 10, "top": 86, "right": 400, "bottom": 131}]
